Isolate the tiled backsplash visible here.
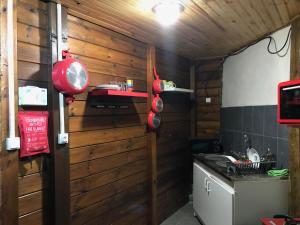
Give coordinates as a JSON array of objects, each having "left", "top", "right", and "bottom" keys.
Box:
[{"left": 221, "top": 105, "right": 289, "bottom": 168}]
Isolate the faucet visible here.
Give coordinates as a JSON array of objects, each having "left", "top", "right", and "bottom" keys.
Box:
[{"left": 244, "top": 134, "right": 251, "bottom": 149}]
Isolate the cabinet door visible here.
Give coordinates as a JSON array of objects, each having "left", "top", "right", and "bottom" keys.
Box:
[
  {"left": 193, "top": 163, "right": 210, "bottom": 223},
  {"left": 207, "top": 175, "right": 234, "bottom": 225}
]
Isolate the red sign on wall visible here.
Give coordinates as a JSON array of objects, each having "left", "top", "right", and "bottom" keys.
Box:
[{"left": 18, "top": 111, "right": 49, "bottom": 158}]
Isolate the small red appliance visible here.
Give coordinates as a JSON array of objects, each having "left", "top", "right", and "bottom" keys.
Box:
[
  {"left": 152, "top": 94, "right": 164, "bottom": 113},
  {"left": 278, "top": 79, "right": 300, "bottom": 124},
  {"left": 148, "top": 111, "right": 161, "bottom": 129},
  {"left": 52, "top": 50, "right": 89, "bottom": 103}
]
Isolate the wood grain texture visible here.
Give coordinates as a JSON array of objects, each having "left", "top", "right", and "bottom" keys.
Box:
[
  {"left": 190, "top": 65, "right": 196, "bottom": 137},
  {"left": 68, "top": 15, "right": 149, "bottom": 225},
  {"left": 47, "top": 4, "right": 71, "bottom": 225},
  {"left": 147, "top": 46, "right": 158, "bottom": 225},
  {"left": 0, "top": 0, "right": 19, "bottom": 224},
  {"left": 16, "top": 1, "right": 50, "bottom": 225},
  {"left": 19, "top": 210, "right": 47, "bottom": 225},
  {"left": 60, "top": 0, "right": 300, "bottom": 59},
  {"left": 196, "top": 59, "right": 223, "bottom": 139},
  {"left": 70, "top": 183, "right": 148, "bottom": 225},
  {"left": 155, "top": 49, "right": 191, "bottom": 223},
  {"left": 288, "top": 17, "right": 300, "bottom": 217}
]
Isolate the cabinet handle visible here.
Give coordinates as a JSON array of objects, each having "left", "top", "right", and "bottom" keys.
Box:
[
  {"left": 204, "top": 177, "right": 208, "bottom": 192},
  {"left": 207, "top": 180, "right": 211, "bottom": 195}
]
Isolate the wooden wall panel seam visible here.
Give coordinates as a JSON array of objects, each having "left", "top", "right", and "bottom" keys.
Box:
[
  {"left": 70, "top": 171, "right": 148, "bottom": 212},
  {"left": 67, "top": 15, "right": 147, "bottom": 57},
  {"left": 196, "top": 60, "right": 222, "bottom": 139},
  {"left": 72, "top": 54, "right": 147, "bottom": 79},
  {"left": 68, "top": 37, "right": 147, "bottom": 67},
  {"left": 70, "top": 151, "right": 147, "bottom": 182},
  {"left": 67, "top": 35, "right": 147, "bottom": 60},
  {"left": 70, "top": 146, "right": 147, "bottom": 167},
  {"left": 70, "top": 146, "right": 146, "bottom": 171},
  {"left": 70, "top": 168, "right": 148, "bottom": 200},
  {"left": 70, "top": 159, "right": 148, "bottom": 197},
  {"left": 69, "top": 136, "right": 147, "bottom": 164}
]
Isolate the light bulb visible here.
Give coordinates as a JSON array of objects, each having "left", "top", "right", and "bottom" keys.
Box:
[{"left": 153, "top": 1, "right": 184, "bottom": 26}]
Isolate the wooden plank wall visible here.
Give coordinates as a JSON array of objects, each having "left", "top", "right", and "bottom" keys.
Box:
[
  {"left": 288, "top": 17, "right": 300, "bottom": 217},
  {"left": 67, "top": 15, "right": 149, "bottom": 225},
  {"left": 196, "top": 60, "right": 223, "bottom": 139},
  {"left": 155, "top": 49, "right": 191, "bottom": 223},
  {"left": 0, "top": 0, "right": 19, "bottom": 224},
  {"left": 17, "top": 0, "right": 50, "bottom": 224}
]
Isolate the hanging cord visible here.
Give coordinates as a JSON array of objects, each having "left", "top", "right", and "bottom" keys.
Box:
[
  {"left": 267, "top": 28, "right": 291, "bottom": 57},
  {"left": 153, "top": 66, "right": 160, "bottom": 80},
  {"left": 153, "top": 65, "right": 178, "bottom": 90},
  {"left": 200, "top": 27, "right": 292, "bottom": 97}
]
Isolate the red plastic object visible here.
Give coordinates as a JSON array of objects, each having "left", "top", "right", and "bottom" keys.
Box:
[
  {"left": 52, "top": 51, "right": 89, "bottom": 95},
  {"left": 18, "top": 111, "right": 50, "bottom": 158},
  {"left": 278, "top": 79, "right": 300, "bottom": 124},
  {"left": 148, "top": 111, "right": 161, "bottom": 129},
  {"left": 148, "top": 66, "right": 163, "bottom": 129},
  {"left": 90, "top": 89, "right": 148, "bottom": 98},
  {"left": 152, "top": 66, "right": 164, "bottom": 94},
  {"left": 153, "top": 79, "right": 164, "bottom": 93},
  {"left": 261, "top": 218, "right": 300, "bottom": 225},
  {"left": 152, "top": 94, "right": 163, "bottom": 113}
]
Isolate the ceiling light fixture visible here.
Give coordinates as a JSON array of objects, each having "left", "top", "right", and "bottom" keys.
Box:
[{"left": 152, "top": 0, "right": 184, "bottom": 26}]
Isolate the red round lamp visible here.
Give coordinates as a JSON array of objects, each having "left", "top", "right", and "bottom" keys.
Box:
[{"left": 52, "top": 57, "right": 89, "bottom": 95}]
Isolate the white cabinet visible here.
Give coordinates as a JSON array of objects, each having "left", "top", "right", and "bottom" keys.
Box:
[
  {"left": 193, "top": 163, "right": 210, "bottom": 224},
  {"left": 193, "top": 161, "right": 289, "bottom": 225},
  {"left": 193, "top": 163, "right": 234, "bottom": 225},
  {"left": 208, "top": 175, "right": 234, "bottom": 225}
]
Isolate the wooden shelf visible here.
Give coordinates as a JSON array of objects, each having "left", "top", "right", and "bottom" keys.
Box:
[
  {"left": 89, "top": 89, "right": 148, "bottom": 98},
  {"left": 163, "top": 87, "right": 194, "bottom": 93}
]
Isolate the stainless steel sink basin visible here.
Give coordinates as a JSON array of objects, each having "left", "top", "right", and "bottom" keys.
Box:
[{"left": 204, "top": 154, "right": 232, "bottom": 161}]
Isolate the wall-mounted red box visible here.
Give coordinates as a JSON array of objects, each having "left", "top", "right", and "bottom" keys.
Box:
[{"left": 278, "top": 79, "right": 300, "bottom": 124}]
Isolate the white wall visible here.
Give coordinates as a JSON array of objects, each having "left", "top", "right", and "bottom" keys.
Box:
[{"left": 222, "top": 26, "right": 291, "bottom": 108}]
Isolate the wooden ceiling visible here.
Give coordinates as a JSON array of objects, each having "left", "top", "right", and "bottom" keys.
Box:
[{"left": 62, "top": 0, "right": 300, "bottom": 59}]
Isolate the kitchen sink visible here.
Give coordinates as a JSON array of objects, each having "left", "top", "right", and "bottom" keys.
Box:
[{"left": 204, "top": 154, "right": 233, "bottom": 161}]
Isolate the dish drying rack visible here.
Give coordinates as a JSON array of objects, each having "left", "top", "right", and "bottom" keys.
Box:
[{"left": 226, "top": 161, "right": 276, "bottom": 175}]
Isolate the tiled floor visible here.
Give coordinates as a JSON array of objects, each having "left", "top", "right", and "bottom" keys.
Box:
[{"left": 161, "top": 203, "right": 201, "bottom": 225}]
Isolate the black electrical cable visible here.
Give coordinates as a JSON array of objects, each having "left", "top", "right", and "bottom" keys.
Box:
[
  {"left": 200, "top": 27, "right": 292, "bottom": 97},
  {"left": 267, "top": 28, "right": 291, "bottom": 55}
]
